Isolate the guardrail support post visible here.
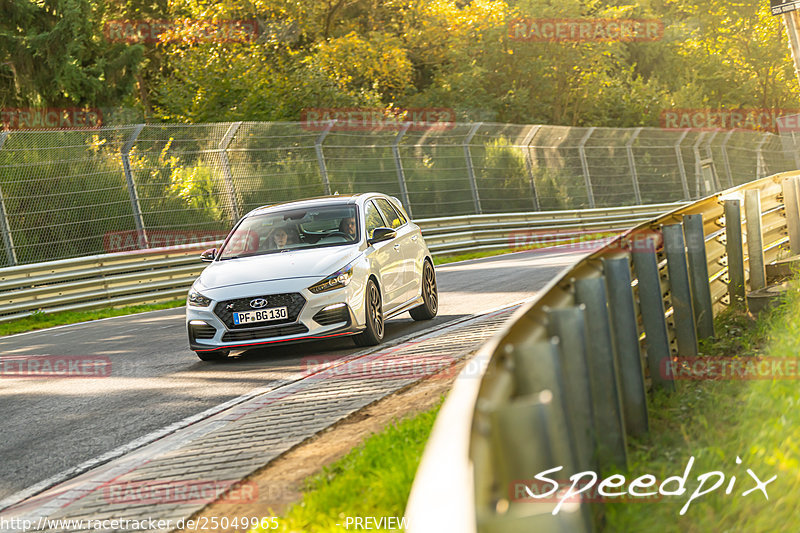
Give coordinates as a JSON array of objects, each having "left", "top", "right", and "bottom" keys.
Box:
[
  {"left": 745, "top": 189, "right": 767, "bottom": 291},
  {"left": 522, "top": 125, "right": 541, "bottom": 211},
  {"left": 663, "top": 223, "right": 699, "bottom": 356},
  {"left": 315, "top": 120, "right": 335, "bottom": 195},
  {"left": 510, "top": 340, "right": 579, "bottom": 471},
  {"left": 626, "top": 128, "right": 643, "bottom": 204},
  {"left": 675, "top": 130, "right": 691, "bottom": 200},
  {"left": 219, "top": 121, "right": 243, "bottom": 221},
  {"left": 575, "top": 277, "right": 628, "bottom": 469},
  {"left": 546, "top": 306, "right": 596, "bottom": 472},
  {"left": 578, "top": 127, "right": 596, "bottom": 208},
  {"left": 0, "top": 132, "right": 18, "bottom": 266},
  {"left": 683, "top": 214, "right": 715, "bottom": 339},
  {"left": 725, "top": 199, "right": 746, "bottom": 305},
  {"left": 603, "top": 256, "right": 649, "bottom": 436},
  {"left": 632, "top": 242, "right": 676, "bottom": 391},
  {"left": 121, "top": 124, "right": 148, "bottom": 249},
  {"left": 782, "top": 177, "right": 800, "bottom": 254},
  {"left": 463, "top": 123, "right": 483, "bottom": 214},
  {"left": 392, "top": 122, "right": 413, "bottom": 217}
]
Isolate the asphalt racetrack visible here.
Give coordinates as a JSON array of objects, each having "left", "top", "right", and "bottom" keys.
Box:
[{"left": 0, "top": 247, "right": 585, "bottom": 500}]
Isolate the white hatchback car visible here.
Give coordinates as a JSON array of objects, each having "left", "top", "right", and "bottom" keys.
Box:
[{"left": 186, "top": 193, "right": 438, "bottom": 360}]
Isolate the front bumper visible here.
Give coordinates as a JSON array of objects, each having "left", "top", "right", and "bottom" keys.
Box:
[{"left": 186, "top": 279, "right": 367, "bottom": 352}]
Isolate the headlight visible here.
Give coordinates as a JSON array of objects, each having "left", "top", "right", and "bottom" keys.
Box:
[
  {"left": 187, "top": 289, "right": 212, "bottom": 307},
  {"left": 308, "top": 263, "right": 355, "bottom": 294}
]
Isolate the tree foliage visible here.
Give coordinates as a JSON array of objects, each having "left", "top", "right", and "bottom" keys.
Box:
[{"left": 2, "top": 0, "right": 798, "bottom": 126}]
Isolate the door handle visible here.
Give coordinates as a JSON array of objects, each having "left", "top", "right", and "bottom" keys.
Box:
[
  {"left": 394, "top": 244, "right": 401, "bottom": 251},
  {"left": 411, "top": 235, "right": 418, "bottom": 241}
]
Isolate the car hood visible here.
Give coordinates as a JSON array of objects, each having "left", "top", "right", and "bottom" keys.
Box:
[{"left": 196, "top": 246, "right": 362, "bottom": 290}]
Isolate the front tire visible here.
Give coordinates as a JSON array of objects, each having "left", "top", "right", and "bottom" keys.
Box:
[
  {"left": 410, "top": 260, "right": 438, "bottom": 321},
  {"left": 354, "top": 279, "right": 384, "bottom": 346},
  {"left": 195, "top": 349, "right": 230, "bottom": 361}
]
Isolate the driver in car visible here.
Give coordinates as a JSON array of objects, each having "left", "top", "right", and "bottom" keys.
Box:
[{"left": 339, "top": 216, "right": 357, "bottom": 240}]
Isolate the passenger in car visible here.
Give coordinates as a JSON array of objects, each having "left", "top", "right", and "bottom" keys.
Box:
[
  {"left": 268, "top": 225, "right": 299, "bottom": 249},
  {"left": 271, "top": 227, "right": 288, "bottom": 249}
]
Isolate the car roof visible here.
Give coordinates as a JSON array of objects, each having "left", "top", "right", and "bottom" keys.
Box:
[{"left": 244, "top": 193, "right": 388, "bottom": 217}]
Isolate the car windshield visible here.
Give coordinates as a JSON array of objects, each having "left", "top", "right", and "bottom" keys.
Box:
[{"left": 218, "top": 204, "right": 359, "bottom": 260}]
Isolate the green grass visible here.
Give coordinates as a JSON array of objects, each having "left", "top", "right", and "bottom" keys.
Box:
[
  {"left": 0, "top": 299, "right": 185, "bottom": 337},
  {"left": 605, "top": 285, "right": 800, "bottom": 532},
  {"left": 433, "top": 248, "right": 518, "bottom": 265},
  {"left": 251, "top": 400, "right": 443, "bottom": 533}
]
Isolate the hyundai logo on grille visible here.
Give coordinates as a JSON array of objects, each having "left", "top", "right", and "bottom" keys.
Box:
[{"left": 250, "top": 298, "right": 268, "bottom": 309}]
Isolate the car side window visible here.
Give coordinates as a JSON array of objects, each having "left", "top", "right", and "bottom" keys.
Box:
[
  {"left": 374, "top": 198, "right": 405, "bottom": 229},
  {"left": 364, "top": 201, "right": 386, "bottom": 239}
]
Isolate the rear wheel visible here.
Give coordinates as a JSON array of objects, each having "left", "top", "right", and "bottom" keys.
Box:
[
  {"left": 410, "top": 260, "right": 438, "bottom": 321},
  {"left": 195, "top": 349, "right": 230, "bottom": 361},
  {"left": 354, "top": 279, "right": 384, "bottom": 346}
]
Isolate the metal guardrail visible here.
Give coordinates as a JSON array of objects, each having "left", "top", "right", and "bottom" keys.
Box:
[
  {"left": 0, "top": 203, "right": 683, "bottom": 323},
  {"left": 406, "top": 171, "right": 800, "bottom": 533}
]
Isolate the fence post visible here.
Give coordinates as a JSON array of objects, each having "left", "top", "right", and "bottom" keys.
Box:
[
  {"left": 663, "top": 223, "right": 699, "bottom": 357},
  {"left": 745, "top": 189, "right": 767, "bottom": 290},
  {"left": 463, "top": 123, "right": 483, "bottom": 214},
  {"left": 121, "top": 124, "right": 148, "bottom": 248},
  {"left": 724, "top": 199, "right": 746, "bottom": 305},
  {"left": 705, "top": 131, "right": 719, "bottom": 192},
  {"left": 692, "top": 132, "right": 706, "bottom": 197},
  {"left": 791, "top": 132, "right": 800, "bottom": 170},
  {"left": 578, "top": 127, "right": 596, "bottom": 208},
  {"left": 602, "top": 256, "right": 649, "bottom": 436},
  {"left": 756, "top": 133, "right": 770, "bottom": 179},
  {"left": 315, "top": 120, "right": 335, "bottom": 195},
  {"left": 574, "top": 277, "right": 628, "bottom": 469},
  {"left": 683, "top": 214, "right": 715, "bottom": 339},
  {"left": 521, "top": 125, "right": 541, "bottom": 211},
  {"left": 632, "top": 241, "right": 676, "bottom": 391},
  {"left": 0, "top": 132, "right": 17, "bottom": 266},
  {"left": 626, "top": 127, "right": 643, "bottom": 204},
  {"left": 218, "top": 121, "right": 243, "bottom": 221},
  {"left": 675, "top": 130, "right": 690, "bottom": 200},
  {"left": 392, "top": 122, "right": 413, "bottom": 217},
  {"left": 721, "top": 130, "right": 735, "bottom": 188}
]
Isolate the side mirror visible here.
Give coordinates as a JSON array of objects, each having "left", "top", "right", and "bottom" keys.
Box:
[
  {"left": 200, "top": 248, "right": 217, "bottom": 262},
  {"left": 368, "top": 227, "right": 396, "bottom": 245}
]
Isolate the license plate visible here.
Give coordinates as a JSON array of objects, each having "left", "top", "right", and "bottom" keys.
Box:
[{"left": 233, "top": 307, "right": 288, "bottom": 325}]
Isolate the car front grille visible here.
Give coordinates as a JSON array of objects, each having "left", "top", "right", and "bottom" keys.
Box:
[
  {"left": 221, "top": 323, "right": 309, "bottom": 342},
  {"left": 214, "top": 293, "right": 306, "bottom": 329},
  {"left": 313, "top": 305, "right": 350, "bottom": 326}
]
